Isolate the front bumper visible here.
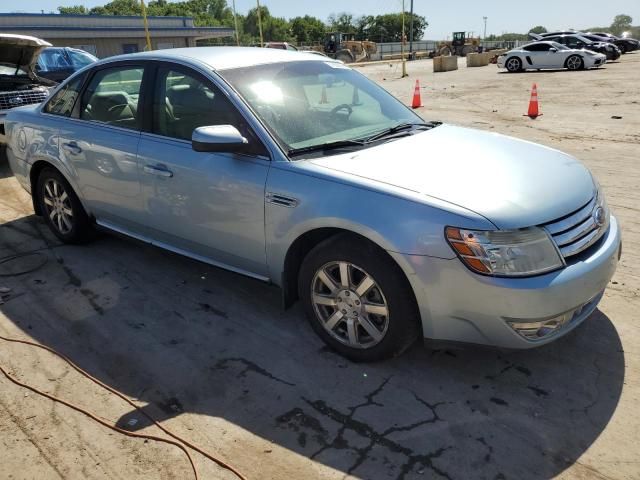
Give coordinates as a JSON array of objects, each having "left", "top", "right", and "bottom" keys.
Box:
[{"left": 391, "top": 215, "right": 621, "bottom": 349}]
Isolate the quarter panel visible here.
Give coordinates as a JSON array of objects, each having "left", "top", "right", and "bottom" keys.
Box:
[{"left": 5, "top": 107, "right": 68, "bottom": 191}]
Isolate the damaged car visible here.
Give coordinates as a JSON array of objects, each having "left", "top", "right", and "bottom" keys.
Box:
[{"left": 0, "top": 34, "right": 56, "bottom": 143}]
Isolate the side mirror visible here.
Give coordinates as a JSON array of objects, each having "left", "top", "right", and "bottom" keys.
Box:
[
  {"left": 550, "top": 47, "right": 558, "bottom": 52},
  {"left": 192, "top": 125, "right": 248, "bottom": 153}
]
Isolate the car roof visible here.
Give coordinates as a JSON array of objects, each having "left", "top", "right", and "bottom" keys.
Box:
[
  {"left": 523, "top": 41, "right": 562, "bottom": 48},
  {"left": 98, "top": 46, "right": 336, "bottom": 71}
]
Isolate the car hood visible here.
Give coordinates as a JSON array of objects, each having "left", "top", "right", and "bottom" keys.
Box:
[
  {"left": 308, "top": 125, "right": 595, "bottom": 229},
  {"left": 0, "top": 34, "right": 51, "bottom": 76}
]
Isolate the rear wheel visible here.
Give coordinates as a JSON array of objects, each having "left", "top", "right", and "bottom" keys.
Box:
[
  {"left": 299, "top": 234, "right": 420, "bottom": 362},
  {"left": 335, "top": 51, "right": 353, "bottom": 63},
  {"left": 36, "top": 167, "right": 93, "bottom": 243},
  {"left": 461, "top": 45, "right": 475, "bottom": 56},
  {"left": 505, "top": 56, "right": 522, "bottom": 72},
  {"left": 565, "top": 54, "right": 584, "bottom": 70}
]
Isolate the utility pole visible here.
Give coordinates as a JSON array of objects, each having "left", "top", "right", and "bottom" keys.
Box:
[
  {"left": 400, "top": 0, "right": 406, "bottom": 74},
  {"left": 483, "top": 16, "right": 488, "bottom": 40},
  {"left": 232, "top": 0, "right": 240, "bottom": 46},
  {"left": 256, "top": 0, "right": 264, "bottom": 47},
  {"left": 140, "top": 0, "right": 152, "bottom": 51},
  {"left": 409, "top": 0, "right": 414, "bottom": 56}
]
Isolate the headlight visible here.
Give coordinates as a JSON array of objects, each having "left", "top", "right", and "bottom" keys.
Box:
[{"left": 445, "top": 226, "right": 564, "bottom": 277}]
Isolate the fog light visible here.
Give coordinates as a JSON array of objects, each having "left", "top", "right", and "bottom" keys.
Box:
[
  {"left": 508, "top": 312, "right": 573, "bottom": 340},
  {"left": 506, "top": 292, "right": 603, "bottom": 341}
]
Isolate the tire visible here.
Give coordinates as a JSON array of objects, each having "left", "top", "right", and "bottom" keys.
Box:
[
  {"left": 298, "top": 233, "right": 420, "bottom": 362},
  {"left": 335, "top": 51, "right": 353, "bottom": 64},
  {"left": 618, "top": 44, "right": 626, "bottom": 54},
  {"left": 505, "top": 56, "right": 522, "bottom": 72},
  {"left": 565, "top": 54, "right": 584, "bottom": 71},
  {"left": 36, "top": 167, "right": 93, "bottom": 244},
  {"left": 461, "top": 45, "right": 475, "bottom": 57}
]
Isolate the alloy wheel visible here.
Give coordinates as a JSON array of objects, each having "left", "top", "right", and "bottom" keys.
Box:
[
  {"left": 566, "top": 55, "right": 582, "bottom": 70},
  {"left": 311, "top": 261, "right": 389, "bottom": 349},
  {"left": 506, "top": 58, "right": 520, "bottom": 72},
  {"left": 43, "top": 178, "right": 74, "bottom": 235}
]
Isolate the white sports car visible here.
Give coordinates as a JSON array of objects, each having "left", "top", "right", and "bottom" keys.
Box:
[{"left": 497, "top": 41, "right": 606, "bottom": 72}]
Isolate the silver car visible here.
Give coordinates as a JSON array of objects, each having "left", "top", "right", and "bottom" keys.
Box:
[{"left": 4, "top": 47, "right": 621, "bottom": 361}]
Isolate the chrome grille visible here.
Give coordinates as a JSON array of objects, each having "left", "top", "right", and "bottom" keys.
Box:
[
  {"left": 542, "top": 194, "right": 608, "bottom": 258},
  {"left": 0, "top": 89, "right": 49, "bottom": 111}
]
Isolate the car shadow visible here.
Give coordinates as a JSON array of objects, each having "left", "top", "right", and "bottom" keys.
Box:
[{"left": 0, "top": 211, "right": 625, "bottom": 479}]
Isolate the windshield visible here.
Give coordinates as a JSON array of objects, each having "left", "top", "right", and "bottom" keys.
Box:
[
  {"left": 219, "top": 60, "right": 424, "bottom": 151},
  {"left": 37, "top": 48, "right": 97, "bottom": 72},
  {"left": 550, "top": 42, "right": 569, "bottom": 50},
  {"left": 67, "top": 49, "right": 98, "bottom": 67}
]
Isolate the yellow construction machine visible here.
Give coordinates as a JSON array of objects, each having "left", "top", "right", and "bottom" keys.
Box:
[
  {"left": 318, "top": 32, "right": 377, "bottom": 63},
  {"left": 438, "top": 31, "right": 480, "bottom": 56}
]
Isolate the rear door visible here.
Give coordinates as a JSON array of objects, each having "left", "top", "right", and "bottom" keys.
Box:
[{"left": 57, "top": 62, "right": 149, "bottom": 231}]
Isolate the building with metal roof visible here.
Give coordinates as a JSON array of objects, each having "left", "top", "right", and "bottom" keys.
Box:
[{"left": 0, "top": 13, "right": 234, "bottom": 58}]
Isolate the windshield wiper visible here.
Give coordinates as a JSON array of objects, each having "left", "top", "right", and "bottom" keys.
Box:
[
  {"left": 286, "top": 122, "right": 441, "bottom": 158},
  {"left": 287, "top": 138, "right": 367, "bottom": 157},
  {"left": 363, "top": 122, "right": 440, "bottom": 143}
]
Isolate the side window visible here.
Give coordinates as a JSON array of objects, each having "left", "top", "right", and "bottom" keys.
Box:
[
  {"left": 536, "top": 43, "right": 551, "bottom": 52},
  {"left": 43, "top": 74, "right": 85, "bottom": 116},
  {"left": 153, "top": 67, "right": 266, "bottom": 155},
  {"left": 80, "top": 66, "right": 143, "bottom": 130}
]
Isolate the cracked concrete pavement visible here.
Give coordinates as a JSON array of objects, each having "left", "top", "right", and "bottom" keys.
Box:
[{"left": 0, "top": 53, "right": 639, "bottom": 479}]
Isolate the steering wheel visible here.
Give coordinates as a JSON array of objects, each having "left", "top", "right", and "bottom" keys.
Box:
[{"left": 330, "top": 103, "right": 353, "bottom": 120}]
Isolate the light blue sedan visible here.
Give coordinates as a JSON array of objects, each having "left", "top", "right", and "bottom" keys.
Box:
[{"left": 4, "top": 47, "right": 621, "bottom": 361}]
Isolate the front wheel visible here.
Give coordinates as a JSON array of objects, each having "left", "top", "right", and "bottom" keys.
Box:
[
  {"left": 565, "top": 54, "right": 584, "bottom": 70},
  {"left": 505, "top": 56, "right": 522, "bottom": 72},
  {"left": 36, "top": 167, "right": 93, "bottom": 243},
  {"left": 299, "top": 234, "right": 420, "bottom": 362}
]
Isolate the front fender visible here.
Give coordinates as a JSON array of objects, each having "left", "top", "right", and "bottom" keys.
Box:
[{"left": 265, "top": 162, "right": 495, "bottom": 284}]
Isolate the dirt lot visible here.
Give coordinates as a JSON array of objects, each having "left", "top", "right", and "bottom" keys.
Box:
[{"left": 0, "top": 54, "right": 639, "bottom": 480}]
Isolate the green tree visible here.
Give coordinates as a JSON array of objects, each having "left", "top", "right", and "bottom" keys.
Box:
[
  {"left": 364, "top": 13, "right": 427, "bottom": 42},
  {"left": 327, "top": 13, "right": 356, "bottom": 33},
  {"left": 610, "top": 14, "right": 632, "bottom": 35},
  {"left": 290, "top": 15, "right": 326, "bottom": 44},
  {"left": 58, "top": 5, "right": 89, "bottom": 14},
  {"left": 243, "top": 6, "right": 293, "bottom": 43},
  {"left": 89, "top": 0, "right": 141, "bottom": 15},
  {"left": 529, "top": 25, "right": 547, "bottom": 34}
]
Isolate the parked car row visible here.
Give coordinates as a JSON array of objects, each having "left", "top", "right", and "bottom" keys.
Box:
[
  {"left": 497, "top": 29, "right": 639, "bottom": 73},
  {"left": 0, "top": 34, "right": 97, "bottom": 142}
]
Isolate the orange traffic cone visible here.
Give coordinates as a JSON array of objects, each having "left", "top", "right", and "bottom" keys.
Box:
[
  {"left": 411, "top": 80, "right": 422, "bottom": 109},
  {"left": 525, "top": 83, "right": 542, "bottom": 118},
  {"left": 319, "top": 85, "right": 329, "bottom": 104}
]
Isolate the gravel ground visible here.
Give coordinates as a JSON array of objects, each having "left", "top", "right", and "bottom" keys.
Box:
[{"left": 0, "top": 53, "right": 638, "bottom": 480}]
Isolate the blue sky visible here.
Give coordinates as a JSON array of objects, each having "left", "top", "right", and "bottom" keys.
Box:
[{"left": 13, "top": 0, "right": 640, "bottom": 39}]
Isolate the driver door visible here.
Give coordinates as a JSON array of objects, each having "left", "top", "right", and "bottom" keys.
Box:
[{"left": 136, "top": 63, "right": 271, "bottom": 277}]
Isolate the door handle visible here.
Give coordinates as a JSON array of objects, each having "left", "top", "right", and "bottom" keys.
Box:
[
  {"left": 62, "top": 141, "right": 82, "bottom": 155},
  {"left": 143, "top": 164, "right": 173, "bottom": 178}
]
